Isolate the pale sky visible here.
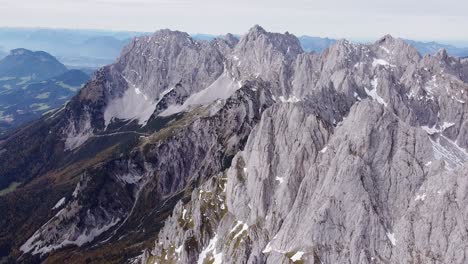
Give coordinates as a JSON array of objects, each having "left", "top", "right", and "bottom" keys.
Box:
[{"left": 1, "top": 0, "right": 467, "bottom": 43}]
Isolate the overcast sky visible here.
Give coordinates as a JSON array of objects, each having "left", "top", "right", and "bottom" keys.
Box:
[{"left": 1, "top": 0, "right": 467, "bottom": 44}]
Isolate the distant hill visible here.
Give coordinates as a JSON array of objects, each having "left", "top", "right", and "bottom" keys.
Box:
[
  {"left": 191, "top": 33, "right": 219, "bottom": 41},
  {"left": 0, "top": 48, "right": 67, "bottom": 81},
  {"left": 299, "top": 36, "right": 337, "bottom": 52},
  {"left": 80, "top": 36, "right": 130, "bottom": 59},
  {"left": 0, "top": 28, "right": 144, "bottom": 68},
  {"left": 404, "top": 39, "right": 468, "bottom": 57},
  {"left": 0, "top": 49, "right": 89, "bottom": 134}
]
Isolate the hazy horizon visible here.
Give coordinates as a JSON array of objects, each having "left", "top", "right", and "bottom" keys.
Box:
[
  {"left": 0, "top": 25, "right": 468, "bottom": 48},
  {"left": 1, "top": 0, "right": 468, "bottom": 47}
]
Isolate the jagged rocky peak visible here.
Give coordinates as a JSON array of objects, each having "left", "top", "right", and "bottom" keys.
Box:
[
  {"left": 462, "top": 56, "right": 468, "bottom": 64},
  {"left": 418, "top": 47, "right": 467, "bottom": 83},
  {"left": 374, "top": 34, "right": 421, "bottom": 65},
  {"left": 236, "top": 24, "right": 303, "bottom": 57},
  {"left": 210, "top": 33, "right": 239, "bottom": 57},
  {"left": 433, "top": 48, "right": 462, "bottom": 70},
  {"left": 116, "top": 28, "right": 226, "bottom": 100},
  {"left": 434, "top": 48, "right": 449, "bottom": 60},
  {"left": 98, "top": 29, "right": 230, "bottom": 126},
  {"left": 126, "top": 29, "right": 193, "bottom": 50},
  {"left": 227, "top": 25, "right": 304, "bottom": 96},
  {"left": 375, "top": 34, "right": 407, "bottom": 50},
  {"left": 319, "top": 38, "right": 367, "bottom": 71},
  {"left": 223, "top": 33, "right": 239, "bottom": 46}
]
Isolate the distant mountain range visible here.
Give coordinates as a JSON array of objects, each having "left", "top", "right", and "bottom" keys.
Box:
[
  {"left": 297, "top": 37, "right": 468, "bottom": 57},
  {"left": 404, "top": 39, "right": 468, "bottom": 57},
  {"left": 0, "top": 29, "right": 466, "bottom": 135},
  {"left": 190, "top": 33, "right": 468, "bottom": 57},
  {"left": 298, "top": 35, "right": 337, "bottom": 52},
  {"left": 0, "top": 48, "right": 89, "bottom": 134},
  {"left": 0, "top": 48, "right": 67, "bottom": 80},
  {"left": 1, "top": 28, "right": 467, "bottom": 70},
  {"left": 0, "top": 28, "right": 144, "bottom": 68}
]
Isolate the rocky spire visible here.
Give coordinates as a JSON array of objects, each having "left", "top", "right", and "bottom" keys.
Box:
[{"left": 238, "top": 25, "right": 303, "bottom": 56}]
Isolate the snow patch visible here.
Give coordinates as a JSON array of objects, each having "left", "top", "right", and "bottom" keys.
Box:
[
  {"left": 72, "top": 182, "right": 81, "bottom": 198},
  {"left": 372, "top": 58, "right": 395, "bottom": 68},
  {"left": 320, "top": 146, "right": 328, "bottom": 153},
  {"left": 380, "top": 46, "right": 391, "bottom": 54},
  {"left": 197, "top": 234, "right": 222, "bottom": 264},
  {"left": 421, "top": 122, "right": 454, "bottom": 135},
  {"left": 262, "top": 242, "right": 273, "bottom": 253},
  {"left": 278, "top": 95, "right": 301, "bottom": 103},
  {"left": 442, "top": 122, "right": 455, "bottom": 130},
  {"left": 52, "top": 197, "right": 66, "bottom": 210},
  {"left": 431, "top": 135, "right": 468, "bottom": 170},
  {"left": 365, "top": 81, "right": 388, "bottom": 107},
  {"left": 275, "top": 177, "right": 285, "bottom": 184},
  {"left": 262, "top": 235, "right": 285, "bottom": 254},
  {"left": 156, "top": 87, "right": 174, "bottom": 104},
  {"left": 354, "top": 62, "right": 363, "bottom": 68},
  {"left": 386, "top": 232, "right": 397, "bottom": 246},
  {"left": 175, "top": 245, "right": 183, "bottom": 254},
  {"left": 353, "top": 92, "right": 362, "bottom": 100},
  {"left": 421, "top": 126, "right": 440, "bottom": 135},
  {"left": 290, "top": 251, "right": 305, "bottom": 262},
  {"left": 20, "top": 217, "right": 121, "bottom": 256},
  {"left": 231, "top": 221, "right": 248, "bottom": 240},
  {"left": 371, "top": 78, "right": 378, "bottom": 89},
  {"left": 415, "top": 193, "right": 427, "bottom": 201}
]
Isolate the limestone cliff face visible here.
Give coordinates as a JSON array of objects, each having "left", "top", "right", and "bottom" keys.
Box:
[
  {"left": 139, "top": 27, "right": 468, "bottom": 264},
  {"left": 2, "top": 25, "right": 468, "bottom": 264}
]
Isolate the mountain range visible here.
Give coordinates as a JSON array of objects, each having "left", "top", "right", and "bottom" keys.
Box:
[
  {"left": 404, "top": 39, "right": 468, "bottom": 57},
  {"left": 1, "top": 25, "right": 468, "bottom": 264},
  {"left": 1, "top": 28, "right": 468, "bottom": 71},
  {"left": 0, "top": 48, "right": 89, "bottom": 134},
  {"left": 0, "top": 28, "right": 142, "bottom": 68},
  {"left": 298, "top": 36, "right": 468, "bottom": 57},
  {"left": 190, "top": 33, "right": 468, "bottom": 57}
]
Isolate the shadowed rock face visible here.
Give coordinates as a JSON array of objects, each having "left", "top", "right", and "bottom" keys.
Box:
[{"left": 1, "top": 25, "right": 468, "bottom": 264}]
